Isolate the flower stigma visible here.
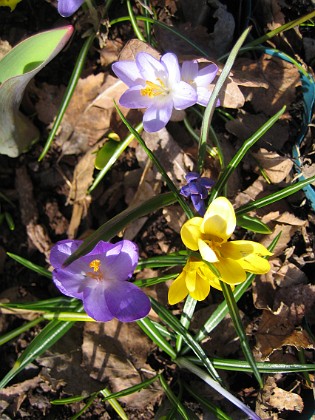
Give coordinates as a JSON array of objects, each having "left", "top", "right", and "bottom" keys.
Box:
[
  {"left": 87, "top": 259, "right": 103, "bottom": 281},
  {"left": 89, "top": 259, "right": 101, "bottom": 272},
  {"left": 140, "top": 79, "right": 168, "bottom": 98}
]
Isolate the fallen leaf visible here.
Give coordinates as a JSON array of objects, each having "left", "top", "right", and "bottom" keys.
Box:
[
  {"left": 82, "top": 321, "right": 163, "bottom": 408},
  {"left": 251, "top": 148, "right": 293, "bottom": 183}
]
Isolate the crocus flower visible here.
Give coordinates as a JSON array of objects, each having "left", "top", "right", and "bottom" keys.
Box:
[
  {"left": 169, "top": 197, "right": 272, "bottom": 304},
  {"left": 181, "top": 60, "right": 219, "bottom": 106},
  {"left": 180, "top": 172, "right": 214, "bottom": 216},
  {"left": 58, "top": 0, "right": 84, "bottom": 17},
  {"left": 168, "top": 257, "right": 222, "bottom": 305},
  {"left": 0, "top": 0, "right": 22, "bottom": 11},
  {"left": 112, "top": 52, "right": 197, "bottom": 132},
  {"left": 50, "top": 239, "right": 151, "bottom": 322}
]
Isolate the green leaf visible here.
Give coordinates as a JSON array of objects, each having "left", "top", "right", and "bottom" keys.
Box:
[
  {"left": 0, "top": 26, "right": 73, "bottom": 157},
  {"left": 236, "top": 214, "right": 272, "bottom": 234}
]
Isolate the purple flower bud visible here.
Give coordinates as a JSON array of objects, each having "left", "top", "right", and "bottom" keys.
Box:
[
  {"left": 180, "top": 172, "right": 214, "bottom": 215},
  {"left": 58, "top": 0, "right": 84, "bottom": 17},
  {"left": 50, "top": 239, "right": 151, "bottom": 322}
]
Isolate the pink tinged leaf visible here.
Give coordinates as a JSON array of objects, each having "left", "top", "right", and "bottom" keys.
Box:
[
  {"left": 111, "top": 61, "right": 143, "bottom": 87},
  {"left": 172, "top": 81, "right": 197, "bottom": 110},
  {"left": 143, "top": 100, "right": 173, "bottom": 132}
]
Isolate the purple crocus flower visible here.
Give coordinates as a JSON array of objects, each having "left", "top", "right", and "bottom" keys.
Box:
[
  {"left": 180, "top": 172, "right": 214, "bottom": 216},
  {"left": 58, "top": 0, "right": 84, "bottom": 17},
  {"left": 112, "top": 52, "right": 197, "bottom": 132},
  {"left": 181, "top": 61, "right": 219, "bottom": 106},
  {"left": 50, "top": 239, "right": 151, "bottom": 322}
]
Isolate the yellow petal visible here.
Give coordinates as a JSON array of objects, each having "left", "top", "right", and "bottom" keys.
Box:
[
  {"left": 185, "top": 265, "right": 197, "bottom": 292},
  {"left": 220, "top": 240, "right": 272, "bottom": 274},
  {"left": 198, "top": 239, "right": 219, "bottom": 262},
  {"left": 215, "top": 258, "right": 247, "bottom": 284},
  {"left": 189, "top": 273, "right": 210, "bottom": 301},
  {"left": 168, "top": 271, "right": 188, "bottom": 305},
  {"left": 221, "top": 240, "right": 273, "bottom": 259},
  {"left": 181, "top": 217, "right": 203, "bottom": 250},
  {"left": 202, "top": 197, "right": 236, "bottom": 241}
]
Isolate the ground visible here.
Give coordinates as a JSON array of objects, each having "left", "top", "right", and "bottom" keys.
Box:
[{"left": 0, "top": 0, "right": 315, "bottom": 419}]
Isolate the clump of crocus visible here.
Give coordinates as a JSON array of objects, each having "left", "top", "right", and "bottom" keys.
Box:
[
  {"left": 168, "top": 197, "right": 272, "bottom": 304},
  {"left": 180, "top": 172, "right": 214, "bottom": 216},
  {"left": 50, "top": 239, "right": 151, "bottom": 322},
  {"left": 112, "top": 52, "right": 197, "bottom": 132},
  {"left": 181, "top": 60, "right": 219, "bottom": 106},
  {"left": 57, "top": 0, "right": 84, "bottom": 17}
]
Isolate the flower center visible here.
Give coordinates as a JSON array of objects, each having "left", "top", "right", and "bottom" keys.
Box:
[
  {"left": 140, "top": 78, "right": 168, "bottom": 98},
  {"left": 87, "top": 259, "right": 104, "bottom": 281}
]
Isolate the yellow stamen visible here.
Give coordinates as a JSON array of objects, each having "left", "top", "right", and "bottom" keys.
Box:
[
  {"left": 140, "top": 79, "right": 168, "bottom": 98},
  {"left": 89, "top": 259, "right": 101, "bottom": 272}
]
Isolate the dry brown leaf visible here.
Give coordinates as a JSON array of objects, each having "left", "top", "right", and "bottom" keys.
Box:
[
  {"left": 255, "top": 305, "right": 314, "bottom": 360},
  {"left": 118, "top": 39, "right": 160, "bottom": 61},
  {"left": 0, "top": 39, "right": 11, "bottom": 60},
  {"left": 66, "top": 141, "right": 105, "bottom": 238},
  {"left": 225, "top": 112, "right": 289, "bottom": 150},
  {"left": 256, "top": 376, "right": 304, "bottom": 419},
  {"left": 238, "top": 54, "right": 301, "bottom": 116},
  {"left": 82, "top": 322, "right": 163, "bottom": 409},
  {"left": 251, "top": 148, "right": 293, "bottom": 183}
]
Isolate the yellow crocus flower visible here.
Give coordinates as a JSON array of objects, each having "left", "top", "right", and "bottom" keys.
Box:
[
  {"left": 168, "top": 197, "right": 272, "bottom": 305},
  {"left": 0, "top": 0, "right": 22, "bottom": 11}
]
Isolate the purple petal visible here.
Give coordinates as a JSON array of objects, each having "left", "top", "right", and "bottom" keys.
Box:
[
  {"left": 106, "top": 282, "right": 151, "bottom": 322},
  {"left": 200, "top": 177, "right": 214, "bottom": 188},
  {"left": 143, "top": 100, "right": 173, "bottom": 132},
  {"left": 180, "top": 184, "right": 191, "bottom": 198},
  {"left": 136, "top": 52, "right": 166, "bottom": 81},
  {"left": 191, "top": 195, "right": 206, "bottom": 216},
  {"left": 161, "top": 53, "right": 180, "bottom": 85},
  {"left": 52, "top": 269, "right": 85, "bottom": 299},
  {"left": 195, "top": 64, "right": 218, "bottom": 87},
  {"left": 188, "top": 182, "right": 201, "bottom": 195},
  {"left": 119, "top": 85, "right": 153, "bottom": 109},
  {"left": 83, "top": 283, "right": 114, "bottom": 322},
  {"left": 50, "top": 240, "right": 83, "bottom": 269},
  {"left": 181, "top": 60, "right": 198, "bottom": 82},
  {"left": 185, "top": 172, "right": 200, "bottom": 182},
  {"left": 112, "top": 61, "right": 143, "bottom": 87},
  {"left": 58, "top": 0, "right": 84, "bottom": 17},
  {"left": 196, "top": 86, "right": 211, "bottom": 107},
  {"left": 104, "top": 240, "right": 139, "bottom": 281},
  {"left": 172, "top": 81, "right": 197, "bottom": 110}
]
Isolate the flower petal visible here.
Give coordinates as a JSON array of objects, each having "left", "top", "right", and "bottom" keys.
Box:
[
  {"left": 198, "top": 239, "right": 219, "bottom": 262},
  {"left": 52, "top": 269, "right": 85, "bottom": 299},
  {"left": 105, "top": 240, "right": 139, "bottom": 280},
  {"left": 189, "top": 272, "right": 210, "bottom": 301},
  {"left": 181, "top": 217, "right": 203, "bottom": 250},
  {"left": 168, "top": 271, "right": 188, "bottom": 305},
  {"left": 196, "top": 86, "right": 212, "bottom": 106},
  {"left": 111, "top": 61, "right": 143, "bottom": 87},
  {"left": 215, "top": 258, "right": 247, "bottom": 285},
  {"left": 172, "top": 81, "right": 197, "bottom": 110},
  {"left": 83, "top": 283, "right": 114, "bottom": 322},
  {"left": 136, "top": 52, "right": 166, "bottom": 81},
  {"left": 119, "top": 85, "right": 153, "bottom": 109},
  {"left": 106, "top": 282, "right": 151, "bottom": 322},
  {"left": 195, "top": 64, "right": 218, "bottom": 87},
  {"left": 181, "top": 60, "right": 198, "bottom": 82},
  {"left": 161, "top": 53, "right": 180, "bottom": 85},
  {"left": 202, "top": 197, "right": 236, "bottom": 240},
  {"left": 50, "top": 239, "right": 83, "bottom": 268},
  {"left": 143, "top": 100, "right": 173, "bottom": 132},
  {"left": 191, "top": 194, "right": 206, "bottom": 215},
  {"left": 58, "top": 0, "right": 84, "bottom": 16},
  {"left": 185, "top": 172, "right": 200, "bottom": 182}
]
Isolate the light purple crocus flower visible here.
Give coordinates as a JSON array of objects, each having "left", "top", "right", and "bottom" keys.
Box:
[
  {"left": 112, "top": 52, "right": 197, "bottom": 132},
  {"left": 50, "top": 239, "right": 151, "bottom": 322},
  {"left": 181, "top": 61, "right": 219, "bottom": 107},
  {"left": 58, "top": 0, "right": 84, "bottom": 17},
  {"left": 180, "top": 172, "right": 214, "bottom": 216}
]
